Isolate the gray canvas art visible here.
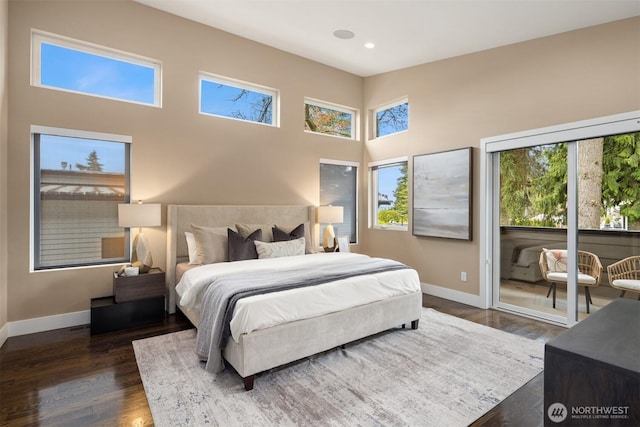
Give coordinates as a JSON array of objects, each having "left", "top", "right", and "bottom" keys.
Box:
[{"left": 413, "top": 147, "right": 472, "bottom": 240}]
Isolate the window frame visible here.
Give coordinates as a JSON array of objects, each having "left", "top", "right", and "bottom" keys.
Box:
[
  {"left": 31, "top": 30, "right": 162, "bottom": 107},
  {"left": 31, "top": 125, "right": 132, "bottom": 272},
  {"left": 372, "top": 97, "right": 409, "bottom": 139},
  {"left": 304, "top": 97, "right": 359, "bottom": 140},
  {"left": 199, "top": 72, "right": 279, "bottom": 127},
  {"left": 369, "top": 156, "right": 409, "bottom": 231},
  {"left": 319, "top": 159, "right": 359, "bottom": 245}
]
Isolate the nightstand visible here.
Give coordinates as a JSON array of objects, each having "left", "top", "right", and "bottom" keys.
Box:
[
  {"left": 113, "top": 268, "right": 165, "bottom": 303},
  {"left": 90, "top": 268, "right": 166, "bottom": 334}
]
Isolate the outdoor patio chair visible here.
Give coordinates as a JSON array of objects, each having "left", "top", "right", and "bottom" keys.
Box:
[
  {"left": 538, "top": 249, "right": 602, "bottom": 313},
  {"left": 607, "top": 256, "right": 640, "bottom": 299}
]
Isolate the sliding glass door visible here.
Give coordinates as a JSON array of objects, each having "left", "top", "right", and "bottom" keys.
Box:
[
  {"left": 483, "top": 112, "right": 640, "bottom": 326},
  {"left": 496, "top": 142, "right": 569, "bottom": 324}
]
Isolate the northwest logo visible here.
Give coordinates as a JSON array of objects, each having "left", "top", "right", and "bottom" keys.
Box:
[{"left": 548, "top": 403, "right": 568, "bottom": 423}]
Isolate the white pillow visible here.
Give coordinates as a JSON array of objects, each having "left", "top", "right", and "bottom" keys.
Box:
[
  {"left": 544, "top": 248, "right": 568, "bottom": 273},
  {"left": 254, "top": 238, "right": 305, "bottom": 259},
  {"left": 184, "top": 231, "right": 198, "bottom": 264},
  {"left": 191, "top": 224, "right": 235, "bottom": 264}
]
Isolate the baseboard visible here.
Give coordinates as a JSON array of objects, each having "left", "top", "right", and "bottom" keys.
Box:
[
  {"left": 7, "top": 310, "right": 90, "bottom": 338},
  {"left": 0, "top": 322, "right": 8, "bottom": 348},
  {"left": 421, "top": 282, "right": 487, "bottom": 309}
]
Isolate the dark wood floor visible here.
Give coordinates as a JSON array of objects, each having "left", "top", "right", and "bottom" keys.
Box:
[{"left": 0, "top": 295, "right": 565, "bottom": 426}]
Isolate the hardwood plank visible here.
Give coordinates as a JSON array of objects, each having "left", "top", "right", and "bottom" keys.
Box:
[
  {"left": 1, "top": 296, "right": 564, "bottom": 426},
  {"left": 0, "top": 313, "right": 192, "bottom": 426}
]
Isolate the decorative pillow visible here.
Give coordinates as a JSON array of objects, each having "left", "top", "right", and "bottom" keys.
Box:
[
  {"left": 228, "top": 228, "right": 262, "bottom": 261},
  {"left": 190, "top": 224, "right": 235, "bottom": 264},
  {"left": 184, "top": 231, "right": 198, "bottom": 264},
  {"left": 544, "top": 248, "right": 568, "bottom": 273},
  {"left": 275, "top": 222, "right": 318, "bottom": 253},
  {"left": 235, "top": 223, "right": 273, "bottom": 242},
  {"left": 273, "top": 223, "right": 304, "bottom": 241},
  {"left": 254, "top": 237, "right": 305, "bottom": 259}
]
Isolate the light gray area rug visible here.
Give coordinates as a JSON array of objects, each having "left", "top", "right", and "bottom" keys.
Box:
[{"left": 133, "top": 308, "right": 544, "bottom": 426}]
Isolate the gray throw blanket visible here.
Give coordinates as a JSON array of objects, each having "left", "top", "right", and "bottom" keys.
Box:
[{"left": 196, "top": 256, "right": 409, "bottom": 373}]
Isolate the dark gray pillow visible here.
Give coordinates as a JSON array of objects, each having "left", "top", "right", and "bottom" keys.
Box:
[
  {"left": 228, "top": 228, "right": 262, "bottom": 261},
  {"left": 273, "top": 223, "right": 304, "bottom": 241}
]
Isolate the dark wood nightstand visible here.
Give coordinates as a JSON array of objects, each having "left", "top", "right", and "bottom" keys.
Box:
[
  {"left": 113, "top": 268, "right": 165, "bottom": 303},
  {"left": 90, "top": 268, "right": 166, "bottom": 335}
]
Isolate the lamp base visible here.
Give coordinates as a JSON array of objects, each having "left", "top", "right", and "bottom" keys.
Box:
[
  {"left": 132, "top": 233, "right": 153, "bottom": 274},
  {"left": 322, "top": 224, "right": 336, "bottom": 251},
  {"left": 131, "top": 261, "right": 151, "bottom": 274}
]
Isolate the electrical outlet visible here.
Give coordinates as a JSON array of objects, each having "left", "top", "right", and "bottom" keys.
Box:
[{"left": 461, "top": 272, "right": 467, "bottom": 282}]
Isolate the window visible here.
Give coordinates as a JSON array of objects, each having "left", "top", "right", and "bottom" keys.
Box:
[
  {"left": 374, "top": 99, "right": 408, "bottom": 138},
  {"left": 304, "top": 98, "right": 358, "bottom": 140},
  {"left": 199, "top": 73, "right": 278, "bottom": 126},
  {"left": 31, "top": 30, "right": 161, "bottom": 106},
  {"left": 32, "top": 126, "right": 131, "bottom": 270},
  {"left": 370, "top": 158, "right": 408, "bottom": 230},
  {"left": 320, "top": 160, "right": 358, "bottom": 244}
]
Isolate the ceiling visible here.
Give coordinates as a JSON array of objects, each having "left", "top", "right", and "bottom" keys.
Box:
[{"left": 134, "top": 0, "right": 640, "bottom": 77}]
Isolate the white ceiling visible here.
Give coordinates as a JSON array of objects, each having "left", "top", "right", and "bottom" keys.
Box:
[{"left": 134, "top": 0, "right": 640, "bottom": 77}]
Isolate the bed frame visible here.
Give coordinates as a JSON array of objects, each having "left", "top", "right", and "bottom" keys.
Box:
[{"left": 166, "top": 204, "right": 422, "bottom": 390}]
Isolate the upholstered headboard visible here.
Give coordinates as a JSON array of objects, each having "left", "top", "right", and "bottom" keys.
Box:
[{"left": 165, "top": 205, "right": 316, "bottom": 313}]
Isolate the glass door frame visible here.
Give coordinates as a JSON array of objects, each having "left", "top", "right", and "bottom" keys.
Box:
[{"left": 480, "top": 111, "right": 640, "bottom": 326}]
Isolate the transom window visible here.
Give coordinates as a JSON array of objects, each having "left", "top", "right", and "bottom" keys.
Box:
[
  {"left": 199, "top": 73, "right": 278, "bottom": 126},
  {"left": 304, "top": 98, "right": 358, "bottom": 140},
  {"left": 32, "top": 126, "right": 131, "bottom": 270},
  {"left": 31, "top": 30, "right": 161, "bottom": 106},
  {"left": 374, "top": 98, "right": 409, "bottom": 138},
  {"left": 369, "top": 158, "right": 409, "bottom": 230}
]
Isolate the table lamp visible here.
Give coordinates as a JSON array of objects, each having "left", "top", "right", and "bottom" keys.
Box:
[
  {"left": 317, "top": 205, "right": 344, "bottom": 251},
  {"left": 118, "top": 201, "right": 161, "bottom": 273}
]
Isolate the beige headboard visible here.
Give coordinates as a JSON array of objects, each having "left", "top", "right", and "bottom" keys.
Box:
[{"left": 165, "top": 204, "right": 316, "bottom": 313}]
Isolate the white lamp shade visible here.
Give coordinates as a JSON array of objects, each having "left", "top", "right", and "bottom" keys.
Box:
[
  {"left": 118, "top": 203, "right": 161, "bottom": 228},
  {"left": 317, "top": 205, "right": 344, "bottom": 224}
]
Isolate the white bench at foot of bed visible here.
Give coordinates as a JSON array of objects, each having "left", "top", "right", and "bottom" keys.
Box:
[{"left": 224, "top": 291, "right": 422, "bottom": 390}]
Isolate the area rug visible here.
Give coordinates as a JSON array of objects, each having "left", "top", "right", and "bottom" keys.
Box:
[{"left": 133, "top": 308, "right": 544, "bottom": 426}]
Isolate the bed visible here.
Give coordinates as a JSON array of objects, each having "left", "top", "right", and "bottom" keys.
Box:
[{"left": 166, "top": 205, "right": 422, "bottom": 390}]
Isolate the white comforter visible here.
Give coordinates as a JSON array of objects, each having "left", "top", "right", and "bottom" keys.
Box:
[{"left": 176, "top": 252, "right": 420, "bottom": 343}]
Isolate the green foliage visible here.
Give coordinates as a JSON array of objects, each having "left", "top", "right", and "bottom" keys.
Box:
[
  {"left": 533, "top": 143, "right": 568, "bottom": 225},
  {"left": 500, "top": 132, "right": 640, "bottom": 228},
  {"left": 75, "top": 150, "right": 103, "bottom": 172},
  {"left": 377, "top": 165, "right": 408, "bottom": 225},
  {"left": 601, "top": 133, "right": 640, "bottom": 222}
]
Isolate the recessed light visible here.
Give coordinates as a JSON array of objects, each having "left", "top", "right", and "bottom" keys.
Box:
[
  {"left": 364, "top": 42, "right": 375, "bottom": 49},
  {"left": 333, "top": 29, "right": 355, "bottom": 40}
]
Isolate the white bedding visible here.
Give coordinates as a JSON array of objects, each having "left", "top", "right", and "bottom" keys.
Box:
[{"left": 176, "top": 252, "right": 421, "bottom": 343}]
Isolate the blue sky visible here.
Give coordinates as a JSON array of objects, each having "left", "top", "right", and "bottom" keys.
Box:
[
  {"left": 378, "top": 165, "right": 404, "bottom": 205},
  {"left": 200, "top": 79, "right": 272, "bottom": 122},
  {"left": 41, "top": 135, "right": 125, "bottom": 173},
  {"left": 41, "top": 42, "right": 155, "bottom": 105}
]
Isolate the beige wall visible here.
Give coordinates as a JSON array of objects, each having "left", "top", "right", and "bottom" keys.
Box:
[
  {"left": 361, "top": 17, "right": 640, "bottom": 296},
  {"left": 5, "top": 0, "right": 640, "bottom": 325},
  {"left": 1, "top": 0, "right": 8, "bottom": 336},
  {"left": 7, "top": 0, "right": 363, "bottom": 322}
]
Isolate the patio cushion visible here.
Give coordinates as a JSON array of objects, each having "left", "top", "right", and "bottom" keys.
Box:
[
  {"left": 547, "top": 272, "right": 597, "bottom": 286},
  {"left": 612, "top": 279, "right": 640, "bottom": 292}
]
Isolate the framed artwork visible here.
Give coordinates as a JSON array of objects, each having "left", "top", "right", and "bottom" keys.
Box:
[
  {"left": 336, "top": 236, "right": 350, "bottom": 253},
  {"left": 412, "top": 147, "right": 473, "bottom": 240}
]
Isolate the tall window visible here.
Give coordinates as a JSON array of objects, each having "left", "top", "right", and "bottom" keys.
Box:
[
  {"left": 304, "top": 98, "right": 358, "bottom": 140},
  {"left": 32, "top": 126, "right": 131, "bottom": 270},
  {"left": 370, "top": 158, "right": 408, "bottom": 230},
  {"left": 374, "top": 98, "right": 408, "bottom": 138},
  {"left": 320, "top": 160, "right": 358, "bottom": 244},
  {"left": 199, "top": 73, "right": 278, "bottom": 126},
  {"left": 31, "top": 30, "right": 161, "bottom": 106}
]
